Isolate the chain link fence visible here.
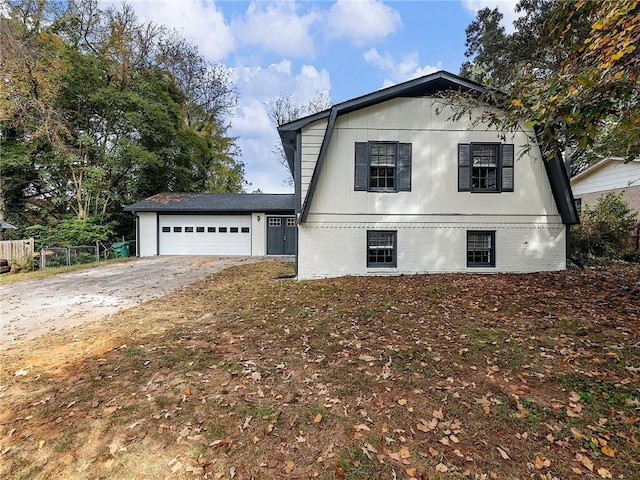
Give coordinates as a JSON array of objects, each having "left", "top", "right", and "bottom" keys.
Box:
[{"left": 35, "top": 241, "right": 135, "bottom": 269}]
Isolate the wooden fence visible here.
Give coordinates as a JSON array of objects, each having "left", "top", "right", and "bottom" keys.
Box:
[{"left": 0, "top": 238, "right": 35, "bottom": 266}]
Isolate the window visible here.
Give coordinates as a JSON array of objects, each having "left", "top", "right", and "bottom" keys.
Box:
[
  {"left": 269, "top": 218, "right": 281, "bottom": 227},
  {"left": 185, "top": 226, "right": 194, "bottom": 233},
  {"left": 196, "top": 227, "right": 205, "bottom": 233},
  {"left": 241, "top": 227, "right": 250, "bottom": 233},
  {"left": 355, "top": 142, "right": 412, "bottom": 192},
  {"left": 207, "top": 227, "right": 216, "bottom": 233},
  {"left": 173, "top": 227, "right": 182, "bottom": 233},
  {"left": 230, "top": 227, "right": 239, "bottom": 233},
  {"left": 458, "top": 143, "right": 514, "bottom": 193},
  {"left": 219, "top": 227, "right": 227, "bottom": 233},
  {"left": 370, "top": 143, "right": 396, "bottom": 190},
  {"left": 367, "top": 231, "right": 397, "bottom": 268},
  {"left": 467, "top": 231, "right": 495, "bottom": 267},
  {"left": 286, "top": 218, "right": 296, "bottom": 227},
  {"left": 472, "top": 144, "right": 498, "bottom": 190},
  {"left": 162, "top": 227, "right": 171, "bottom": 233},
  {"left": 574, "top": 198, "right": 582, "bottom": 215}
]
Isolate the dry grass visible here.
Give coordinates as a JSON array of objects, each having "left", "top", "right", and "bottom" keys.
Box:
[
  {"left": 1, "top": 261, "right": 639, "bottom": 479},
  {"left": 0, "top": 257, "right": 136, "bottom": 286}
]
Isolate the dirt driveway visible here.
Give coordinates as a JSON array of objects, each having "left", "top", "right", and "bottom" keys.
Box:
[{"left": 0, "top": 256, "right": 265, "bottom": 349}]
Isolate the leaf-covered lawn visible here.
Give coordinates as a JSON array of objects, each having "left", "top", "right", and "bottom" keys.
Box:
[{"left": 1, "top": 261, "right": 639, "bottom": 479}]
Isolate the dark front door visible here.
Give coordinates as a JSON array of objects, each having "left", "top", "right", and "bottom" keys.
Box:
[{"left": 267, "top": 216, "right": 296, "bottom": 255}]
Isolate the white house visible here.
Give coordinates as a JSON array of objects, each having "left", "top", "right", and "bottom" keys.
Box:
[
  {"left": 125, "top": 193, "right": 295, "bottom": 257},
  {"left": 570, "top": 157, "right": 640, "bottom": 215},
  {"left": 278, "top": 71, "right": 578, "bottom": 280}
]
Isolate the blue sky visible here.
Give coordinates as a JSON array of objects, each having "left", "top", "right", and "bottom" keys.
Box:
[{"left": 100, "top": 0, "right": 521, "bottom": 193}]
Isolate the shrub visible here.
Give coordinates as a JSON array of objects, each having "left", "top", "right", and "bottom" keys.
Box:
[
  {"left": 24, "top": 216, "right": 116, "bottom": 250},
  {"left": 571, "top": 192, "right": 638, "bottom": 262}
]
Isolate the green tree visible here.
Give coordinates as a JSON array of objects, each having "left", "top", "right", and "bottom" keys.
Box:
[
  {"left": 1, "top": 0, "right": 245, "bottom": 240},
  {"left": 460, "top": 0, "right": 639, "bottom": 172}
]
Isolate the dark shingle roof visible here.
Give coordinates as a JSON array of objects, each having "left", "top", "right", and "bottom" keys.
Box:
[{"left": 125, "top": 193, "right": 295, "bottom": 213}]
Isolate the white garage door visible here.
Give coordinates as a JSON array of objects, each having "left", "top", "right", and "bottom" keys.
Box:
[{"left": 159, "top": 215, "right": 251, "bottom": 255}]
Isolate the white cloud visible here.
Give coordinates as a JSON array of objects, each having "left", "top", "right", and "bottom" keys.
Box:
[
  {"left": 231, "top": 1, "right": 319, "bottom": 58},
  {"left": 99, "top": 0, "right": 234, "bottom": 62},
  {"left": 229, "top": 62, "right": 332, "bottom": 192},
  {"left": 364, "top": 48, "right": 441, "bottom": 87},
  {"left": 461, "top": 0, "right": 522, "bottom": 32},
  {"left": 326, "top": 0, "right": 401, "bottom": 45}
]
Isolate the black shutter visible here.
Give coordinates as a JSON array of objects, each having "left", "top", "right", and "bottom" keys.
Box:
[
  {"left": 501, "top": 144, "right": 514, "bottom": 192},
  {"left": 354, "top": 142, "right": 368, "bottom": 191},
  {"left": 397, "top": 143, "right": 412, "bottom": 192},
  {"left": 458, "top": 143, "right": 471, "bottom": 191}
]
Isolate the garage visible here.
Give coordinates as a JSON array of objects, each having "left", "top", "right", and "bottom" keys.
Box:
[
  {"left": 159, "top": 214, "right": 252, "bottom": 255},
  {"left": 125, "top": 193, "right": 295, "bottom": 258}
]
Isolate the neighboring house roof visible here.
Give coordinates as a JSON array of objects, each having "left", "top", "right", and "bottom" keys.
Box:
[
  {"left": 0, "top": 221, "right": 17, "bottom": 231},
  {"left": 278, "top": 70, "right": 578, "bottom": 225},
  {"left": 125, "top": 193, "right": 295, "bottom": 213},
  {"left": 571, "top": 157, "right": 640, "bottom": 186}
]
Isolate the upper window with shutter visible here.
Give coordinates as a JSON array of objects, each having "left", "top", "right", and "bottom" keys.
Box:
[
  {"left": 355, "top": 141, "right": 411, "bottom": 192},
  {"left": 458, "top": 143, "right": 514, "bottom": 193}
]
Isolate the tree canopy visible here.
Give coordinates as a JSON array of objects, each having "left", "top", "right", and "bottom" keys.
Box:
[
  {"left": 0, "top": 0, "right": 245, "bottom": 239},
  {"left": 460, "top": 0, "right": 639, "bottom": 172}
]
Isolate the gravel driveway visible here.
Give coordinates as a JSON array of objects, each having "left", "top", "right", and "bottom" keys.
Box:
[{"left": 0, "top": 256, "right": 263, "bottom": 349}]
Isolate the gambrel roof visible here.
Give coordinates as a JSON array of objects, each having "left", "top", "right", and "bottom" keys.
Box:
[{"left": 278, "top": 70, "right": 578, "bottom": 225}]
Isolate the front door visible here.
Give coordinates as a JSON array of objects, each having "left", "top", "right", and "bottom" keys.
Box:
[{"left": 267, "top": 216, "right": 296, "bottom": 255}]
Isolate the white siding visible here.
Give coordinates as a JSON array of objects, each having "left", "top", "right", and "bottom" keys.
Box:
[
  {"left": 251, "top": 213, "right": 266, "bottom": 256},
  {"left": 571, "top": 159, "right": 640, "bottom": 195},
  {"left": 137, "top": 212, "right": 158, "bottom": 257},
  {"left": 300, "top": 118, "right": 328, "bottom": 201},
  {"left": 297, "top": 97, "right": 566, "bottom": 278}
]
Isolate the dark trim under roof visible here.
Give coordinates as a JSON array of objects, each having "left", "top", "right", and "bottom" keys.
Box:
[{"left": 125, "top": 193, "right": 295, "bottom": 214}]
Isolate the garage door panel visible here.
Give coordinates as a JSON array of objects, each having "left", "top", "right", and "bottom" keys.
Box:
[{"left": 159, "top": 215, "right": 251, "bottom": 255}]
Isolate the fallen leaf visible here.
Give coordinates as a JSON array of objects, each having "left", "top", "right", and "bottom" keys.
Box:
[
  {"left": 496, "top": 446, "right": 510, "bottom": 460},
  {"left": 359, "top": 355, "right": 376, "bottom": 362},
  {"left": 283, "top": 460, "right": 295, "bottom": 473},
  {"left": 601, "top": 445, "right": 615, "bottom": 457},
  {"left": 314, "top": 413, "right": 323, "bottom": 424},
  {"left": 397, "top": 398, "right": 407, "bottom": 406},
  {"left": 406, "top": 467, "right": 417, "bottom": 477},
  {"left": 103, "top": 405, "right": 118, "bottom": 415},
  {"left": 399, "top": 447, "right": 411, "bottom": 459},
  {"left": 354, "top": 424, "right": 371, "bottom": 432},
  {"left": 433, "top": 409, "right": 444, "bottom": 420},
  {"left": 534, "top": 455, "right": 551, "bottom": 469},
  {"left": 435, "top": 463, "right": 448, "bottom": 473},
  {"left": 597, "top": 467, "right": 612, "bottom": 479},
  {"left": 575, "top": 452, "right": 594, "bottom": 472},
  {"left": 570, "top": 466, "right": 583, "bottom": 474}
]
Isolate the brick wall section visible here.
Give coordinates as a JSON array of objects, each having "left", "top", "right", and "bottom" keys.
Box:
[
  {"left": 575, "top": 186, "right": 640, "bottom": 216},
  {"left": 297, "top": 222, "right": 567, "bottom": 279},
  {"left": 574, "top": 186, "right": 640, "bottom": 252}
]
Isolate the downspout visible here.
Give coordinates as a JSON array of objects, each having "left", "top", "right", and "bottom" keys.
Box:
[
  {"left": 134, "top": 212, "right": 140, "bottom": 257},
  {"left": 564, "top": 146, "right": 572, "bottom": 263},
  {"left": 295, "top": 131, "right": 302, "bottom": 278}
]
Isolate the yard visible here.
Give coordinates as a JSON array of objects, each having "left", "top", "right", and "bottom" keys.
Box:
[{"left": 0, "top": 261, "right": 638, "bottom": 479}]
